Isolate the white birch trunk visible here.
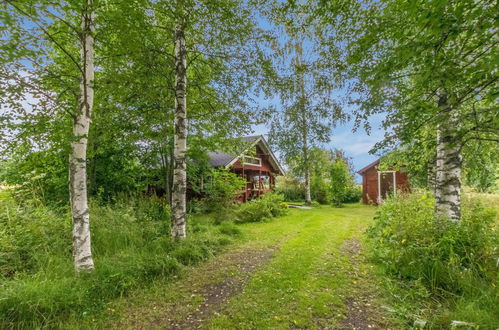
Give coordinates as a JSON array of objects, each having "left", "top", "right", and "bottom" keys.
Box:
[
  {"left": 70, "top": 0, "right": 95, "bottom": 271},
  {"left": 296, "top": 41, "right": 311, "bottom": 206},
  {"left": 304, "top": 167, "right": 311, "bottom": 205},
  {"left": 171, "top": 21, "right": 188, "bottom": 239},
  {"left": 434, "top": 99, "right": 462, "bottom": 222}
]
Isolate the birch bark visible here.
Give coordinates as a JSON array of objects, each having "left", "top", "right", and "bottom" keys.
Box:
[
  {"left": 296, "top": 41, "right": 311, "bottom": 205},
  {"left": 434, "top": 96, "right": 462, "bottom": 222},
  {"left": 301, "top": 94, "right": 311, "bottom": 205},
  {"left": 171, "top": 20, "right": 188, "bottom": 239},
  {"left": 304, "top": 166, "right": 312, "bottom": 204},
  {"left": 70, "top": 0, "right": 95, "bottom": 271}
]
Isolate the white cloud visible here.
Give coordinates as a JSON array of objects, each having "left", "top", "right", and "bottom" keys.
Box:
[{"left": 329, "top": 127, "right": 385, "bottom": 156}]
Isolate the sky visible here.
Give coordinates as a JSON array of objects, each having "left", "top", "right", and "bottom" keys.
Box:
[
  {"left": 251, "top": 113, "right": 387, "bottom": 183},
  {"left": 249, "top": 6, "right": 389, "bottom": 183}
]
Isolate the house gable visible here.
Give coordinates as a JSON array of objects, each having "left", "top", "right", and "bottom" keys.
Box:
[{"left": 208, "top": 135, "right": 285, "bottom": 176}]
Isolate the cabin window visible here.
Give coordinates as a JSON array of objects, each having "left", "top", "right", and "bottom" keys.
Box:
[
  {"left": 243, "top": 156, "right": 261, "bottom": 166},
  {"left": 262, "top": 175, "right": 270, "bottom": 189}
]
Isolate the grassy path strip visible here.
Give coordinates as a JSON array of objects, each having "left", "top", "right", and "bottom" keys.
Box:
[
  {"left": 84, "top": 207, "right": 313, "bottom": 329},
  {"left": 339, "top": 238, "right": 393, "bottom": 329},
  {"left": 111, "top": 246, "right": 277, "bottom": 329},
  {"left": 75, "top": 204, "right": 394, "bottom": 329},
  {"left": 207, "top": 205, "right": 376, "bottom": 329}
]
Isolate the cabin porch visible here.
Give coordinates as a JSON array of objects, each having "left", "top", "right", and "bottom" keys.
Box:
[{"left": 231, "top": 168, "right": 276, "bottom": 203}]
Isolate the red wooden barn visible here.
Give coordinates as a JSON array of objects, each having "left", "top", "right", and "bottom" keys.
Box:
[
  {"left": 208, "top": 135, "right": 285, "bottom": 202},
  {"left": 357, "top": 159, "right": 409, "bottom": 205}
]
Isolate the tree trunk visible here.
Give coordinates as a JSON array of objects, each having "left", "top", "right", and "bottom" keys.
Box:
[
  {"left": 304, "top": 167, "right": 311, "bottom": 204},
  {"left": 159, "top": 145, "right": 169, "bottom": 198},
  {"left": 171, "top": 21, "right": 188, "bottom": 239},
  {"left": 296, "top": 41, "right": 311, "bottom": 205},
  {"left": 70, "top": 0, "right": 95, "bottom": 272},
  {"left": 434, "top": 97, "right": 462, "bottom": 222}
]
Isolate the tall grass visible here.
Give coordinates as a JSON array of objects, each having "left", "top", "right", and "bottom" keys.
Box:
[
  {"left": 367, "top": 191, "right": 499, "bottom": 328},
  {"left": 0, "top": 192, "right": 241, "bottom": 328}
]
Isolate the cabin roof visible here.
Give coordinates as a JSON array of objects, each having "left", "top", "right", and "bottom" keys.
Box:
[
  {"left": 208, "top": 135, "right": 285, "bottom": 176},
  {"left": 357, "top": 159, "right": 380, "bottom": 175},
  {"left": 207, "top": 151, "right": 235, "bottom": 168}
]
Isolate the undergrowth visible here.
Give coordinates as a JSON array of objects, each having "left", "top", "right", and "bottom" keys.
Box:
[
  {"left": 235, "top": 192, "right": 288, "bottom": 223},
  {"left": 367, "top": 192, "right": 499, "bottom": 328},
  {"left": 0, "top": 192, "right": 241, "bottom": 328}
]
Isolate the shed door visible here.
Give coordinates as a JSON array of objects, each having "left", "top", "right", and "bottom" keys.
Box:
[{"left": 379, "top": 172, "right": 395, "bottom": 200}]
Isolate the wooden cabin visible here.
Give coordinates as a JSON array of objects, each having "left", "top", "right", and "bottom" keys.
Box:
[
  {"left": 357, "top": 159, "right": 409, "bottom": 205},
  {"left": 208, "top": 135, "right": 285, "bottom": 202}
]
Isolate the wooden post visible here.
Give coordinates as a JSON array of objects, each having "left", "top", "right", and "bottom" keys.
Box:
[
  {"left": 259, "top": 169, "right": 262, "bottom": 197},
  {"left": 242, "top": 166, "right": 246, "bottom": 202}
]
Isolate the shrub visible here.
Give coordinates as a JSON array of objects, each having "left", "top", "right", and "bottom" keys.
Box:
[
  {"left": 203, "top": 169, "right": 246, "bottom": 222},
  {"left": 367, "top": 192, "right": 498, "bottom": 293},
  {"left": 218, "top": 221, "right": 242, "bottom": 237},
  {"left": 235, "top": 193, "right": 288, "bottom": 223},
  {"left": 311, "top": 175, "right": 329, "bottom": 204},
  {"left": 275, "top": 176, "right": 304, "bottom": 202},
  {"left": 342, "top": 185, "right": 361, "bottom": 203},
  {"left": 329, "top": 159, "right": 353, "bottom": 207}
]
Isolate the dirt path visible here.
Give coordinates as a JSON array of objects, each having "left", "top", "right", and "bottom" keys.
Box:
[
  {"left": 340, "top": 238, "right": 392, "bottom": 330},
  {"left": 169, "top": 246, "right": 278, "bottom": 329},
  {"left": 109, "top": 243, "right": 281, "bottom": 329}
]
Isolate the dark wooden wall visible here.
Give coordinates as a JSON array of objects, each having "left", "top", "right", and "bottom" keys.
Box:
[
  {"left": 362, "top": 167, "right": 378, "bottom": 204},
  {"left": 395, "top": 171, "right": 410, "bottom": 193}
]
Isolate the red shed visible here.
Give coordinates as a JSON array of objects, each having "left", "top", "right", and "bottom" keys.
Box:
[{"left": 357, "top": 159, "right": 409, "bottom": 205}]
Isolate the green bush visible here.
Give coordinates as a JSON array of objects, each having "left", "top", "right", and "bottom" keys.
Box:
[
  {"left": 203, "top": 169, "right": 246, "bottom": 223},
  {"left": 367, "top": 192, "right": 498, "bottom": 293},
  {"left": 329, "top": 159, "right": 359, "bottom": 207},
  {"left": 235, "top": 193, "right": 288, "bottom": 223},
  {"left": 0, "top": 193, "right": 240, "bottom": 328},
  {"left": 311, "top": 175, "right": 329, "bottom": 204},
  {"left": 342, "top": 185, "right": 361, "bottom": 203},
  {"left": 275, "top": 177, "right": 304, "bottom": 202}
]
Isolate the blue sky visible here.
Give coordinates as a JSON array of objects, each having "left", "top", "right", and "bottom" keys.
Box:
[{"left": 250, "top": 6, "right": 388, "bottom": 182}]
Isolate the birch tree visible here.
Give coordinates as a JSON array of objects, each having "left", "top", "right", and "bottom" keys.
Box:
[
  {"left": 152, "top": 0, "right": 264, "bottom": 238},
  {"left": 267, "top": 1, "right": 345, "bottom": 205},
  {"left": 1, "top": 0, "right": 101, "bottom": 270},
  {"left": 319, "top": 0, "right": 498, "bottom": 221},
  {"left": 171, "top": 7, "right": 188, "bottom": 238},
  {"left": 70, "top": 0, "right": 95, "bottom": 271}
]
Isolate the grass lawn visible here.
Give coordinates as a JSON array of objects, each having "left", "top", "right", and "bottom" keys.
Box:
[{"left": 70, "top": 203, "right": 399, "bottom": 329}]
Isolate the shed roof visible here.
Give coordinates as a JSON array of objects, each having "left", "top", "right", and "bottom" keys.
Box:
[{"left": 357, "top": 159, "right": 380, "bottom": 175}]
